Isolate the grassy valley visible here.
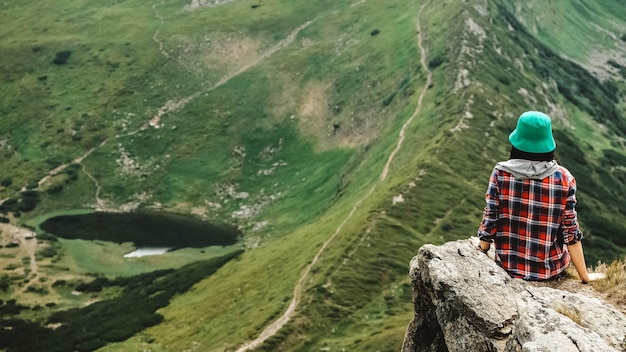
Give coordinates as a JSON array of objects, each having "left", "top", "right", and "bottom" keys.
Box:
[{"left": 0, "top": 0, "right": 625, "bottom": 351}]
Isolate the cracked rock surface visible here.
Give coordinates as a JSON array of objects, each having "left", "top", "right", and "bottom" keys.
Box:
[{"left": 401, "top": 240, "right": 626, "bottom": 352}]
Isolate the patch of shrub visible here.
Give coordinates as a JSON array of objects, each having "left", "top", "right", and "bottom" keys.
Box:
[
  {"left": 74, "top": 277, "right": 109, "bottom": 293},
  {"left": 26, "top": 285, "right": 48, "bottom": 295},
  {"left": 1, "top": 177, "right": 12, "bottom": 187},
  {"left": 6, "top": 190, "right": 41, "bottom": 213},
  {"left": 428, "top": 55, "right": 445, "bottom": 69},
  {"left": 38, "top": 246, "right": 57, "bottom": 259},
  {"left": 64, "top": 165, "right": 80, "bottom": 181},
  {"left": 44, "top": 158, "right": 64, "bottom": 169},
  {"left": 25, "top": 181, "right": 39, "bottom": 189},
  {"left": 36, "top": 232, "right": 57, "bottom": 242},
  {"left": 603, "top": 80, "right": 620, "bottom": 98},
  {"left": 601, "top": 149, "right": 626, "bottom": 167},
  {"left": 0, "top": 299, "right": 29, "bottom": 315},
  {"left": 52, "top": 50, "right": 72, "bottom": 65},
  {"left": 51, "top": 280, "right": 66, "bottom": 288},
  {"left": 45, "top": 184, "right": 64, "bottom": 195},
  {"left": 498, "top": 76, "right": 511, "bottom": 85},
  {"left": 398, "top": 77, "right": 410, "bottom": 89},
  {"left": 21, "top": 190, "right": 39, "bottom": 198},
  {"left": 17, "top": 198, "right": 38, "bottom": 212},
  {"left": 370, "top": 29, "right": 380, "bottom": 36},
  {"left": 382, "top": 92, "right": 396, "bottom": 107},
  {"left": 0, "top": 275, "right": 10, "bottom": 292},
  {"left": 0, "top": 198, "right": 18, "bottom": 209},
  {"left": 607, "top": 59, "right": 622, "bottom": 69}
]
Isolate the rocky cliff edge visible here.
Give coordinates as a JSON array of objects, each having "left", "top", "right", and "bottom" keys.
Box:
[{"left": 401, "top": 240, "right": 626, "bottom": 352}]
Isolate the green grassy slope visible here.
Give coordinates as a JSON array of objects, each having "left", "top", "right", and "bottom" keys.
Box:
[
  {"left": 512, "top": 0, "right": 626, "bottom": 64},
  {"left": 0, "top": 0, "right": 625, "bottom": 351}
]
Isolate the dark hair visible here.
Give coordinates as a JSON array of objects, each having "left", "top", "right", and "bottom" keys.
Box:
[{"left": 509, "top": 146, "right": 555, "bottom": 161}]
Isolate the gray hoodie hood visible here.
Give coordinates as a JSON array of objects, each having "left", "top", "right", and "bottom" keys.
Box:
[{"left": 495, "top": 159, "right": 560, "bottom": 179}]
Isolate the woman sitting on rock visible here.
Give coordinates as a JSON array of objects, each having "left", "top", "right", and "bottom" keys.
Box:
[{"left": 476, "top": 111, "right": 603, "bottom": 283}]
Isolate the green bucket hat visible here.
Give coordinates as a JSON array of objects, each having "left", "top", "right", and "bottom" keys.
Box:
[{"left": 509, "top": 111, "right": 556, "bottom": 153}]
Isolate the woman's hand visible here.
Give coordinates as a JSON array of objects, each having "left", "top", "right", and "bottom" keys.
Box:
[
  {"left": 468, "top": 237, "right": 490, "bottom": 253},
  {"left": 586, "top": 272, "right": 607, "bottom": 282}
]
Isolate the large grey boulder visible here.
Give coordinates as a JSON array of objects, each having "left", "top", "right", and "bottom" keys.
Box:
[{"left": 401, "top": 240, "right": 626, "bottom": 352}]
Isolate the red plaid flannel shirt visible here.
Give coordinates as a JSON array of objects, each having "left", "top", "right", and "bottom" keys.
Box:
[{"left": 477, "top": 165, "right": 583, "bottom": 280}]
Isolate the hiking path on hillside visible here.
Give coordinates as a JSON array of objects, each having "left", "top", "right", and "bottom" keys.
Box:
[{"left": 234, "top": 4, "right": 432, "bottom": 351}]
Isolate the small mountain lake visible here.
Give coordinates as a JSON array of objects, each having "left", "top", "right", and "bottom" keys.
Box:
[{"left": 39, "top": 211, "right": 241, "bottom": 254}]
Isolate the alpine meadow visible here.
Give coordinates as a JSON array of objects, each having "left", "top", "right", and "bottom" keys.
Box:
[{"left": 0, "top": 0, "right": 625, "bottom": 351}]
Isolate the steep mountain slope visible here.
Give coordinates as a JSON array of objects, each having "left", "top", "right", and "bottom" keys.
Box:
[
  {"left": 0, "top": 0, "right": 625, "bottom": 351},
  {"left": 101, "top": 0, "right": 626, "bottom": 350}
]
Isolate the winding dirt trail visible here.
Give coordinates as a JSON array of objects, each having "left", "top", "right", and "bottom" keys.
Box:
[
  {"left": 235, "top": 184, "right": 377, "bottom": 352},
  {"left": 35, "top": 141, "right": 105, "bottom": 190},
  {"left": 35, "top": 139, "right": 109, "bottom": 207},
  {"left": 380, "top": 16, "right": 432, "bottom": 181},
  {"left": 146, "top": 20, "right": 313, "bottom": 129},
  {"left": 235, "top": 5, "right": 432, "bottom": 351},
  {"left": 152, "top": 3, "right": 171, "bottom": 60},
  {"left": 12, "top": 139, "right": 110, "bottom": 281},
  {"left": 35, "top": 10, "right": 311, "bottom": 206},
  {"left": 79, "top": 162, "right": 106, "bottom": 210}
]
